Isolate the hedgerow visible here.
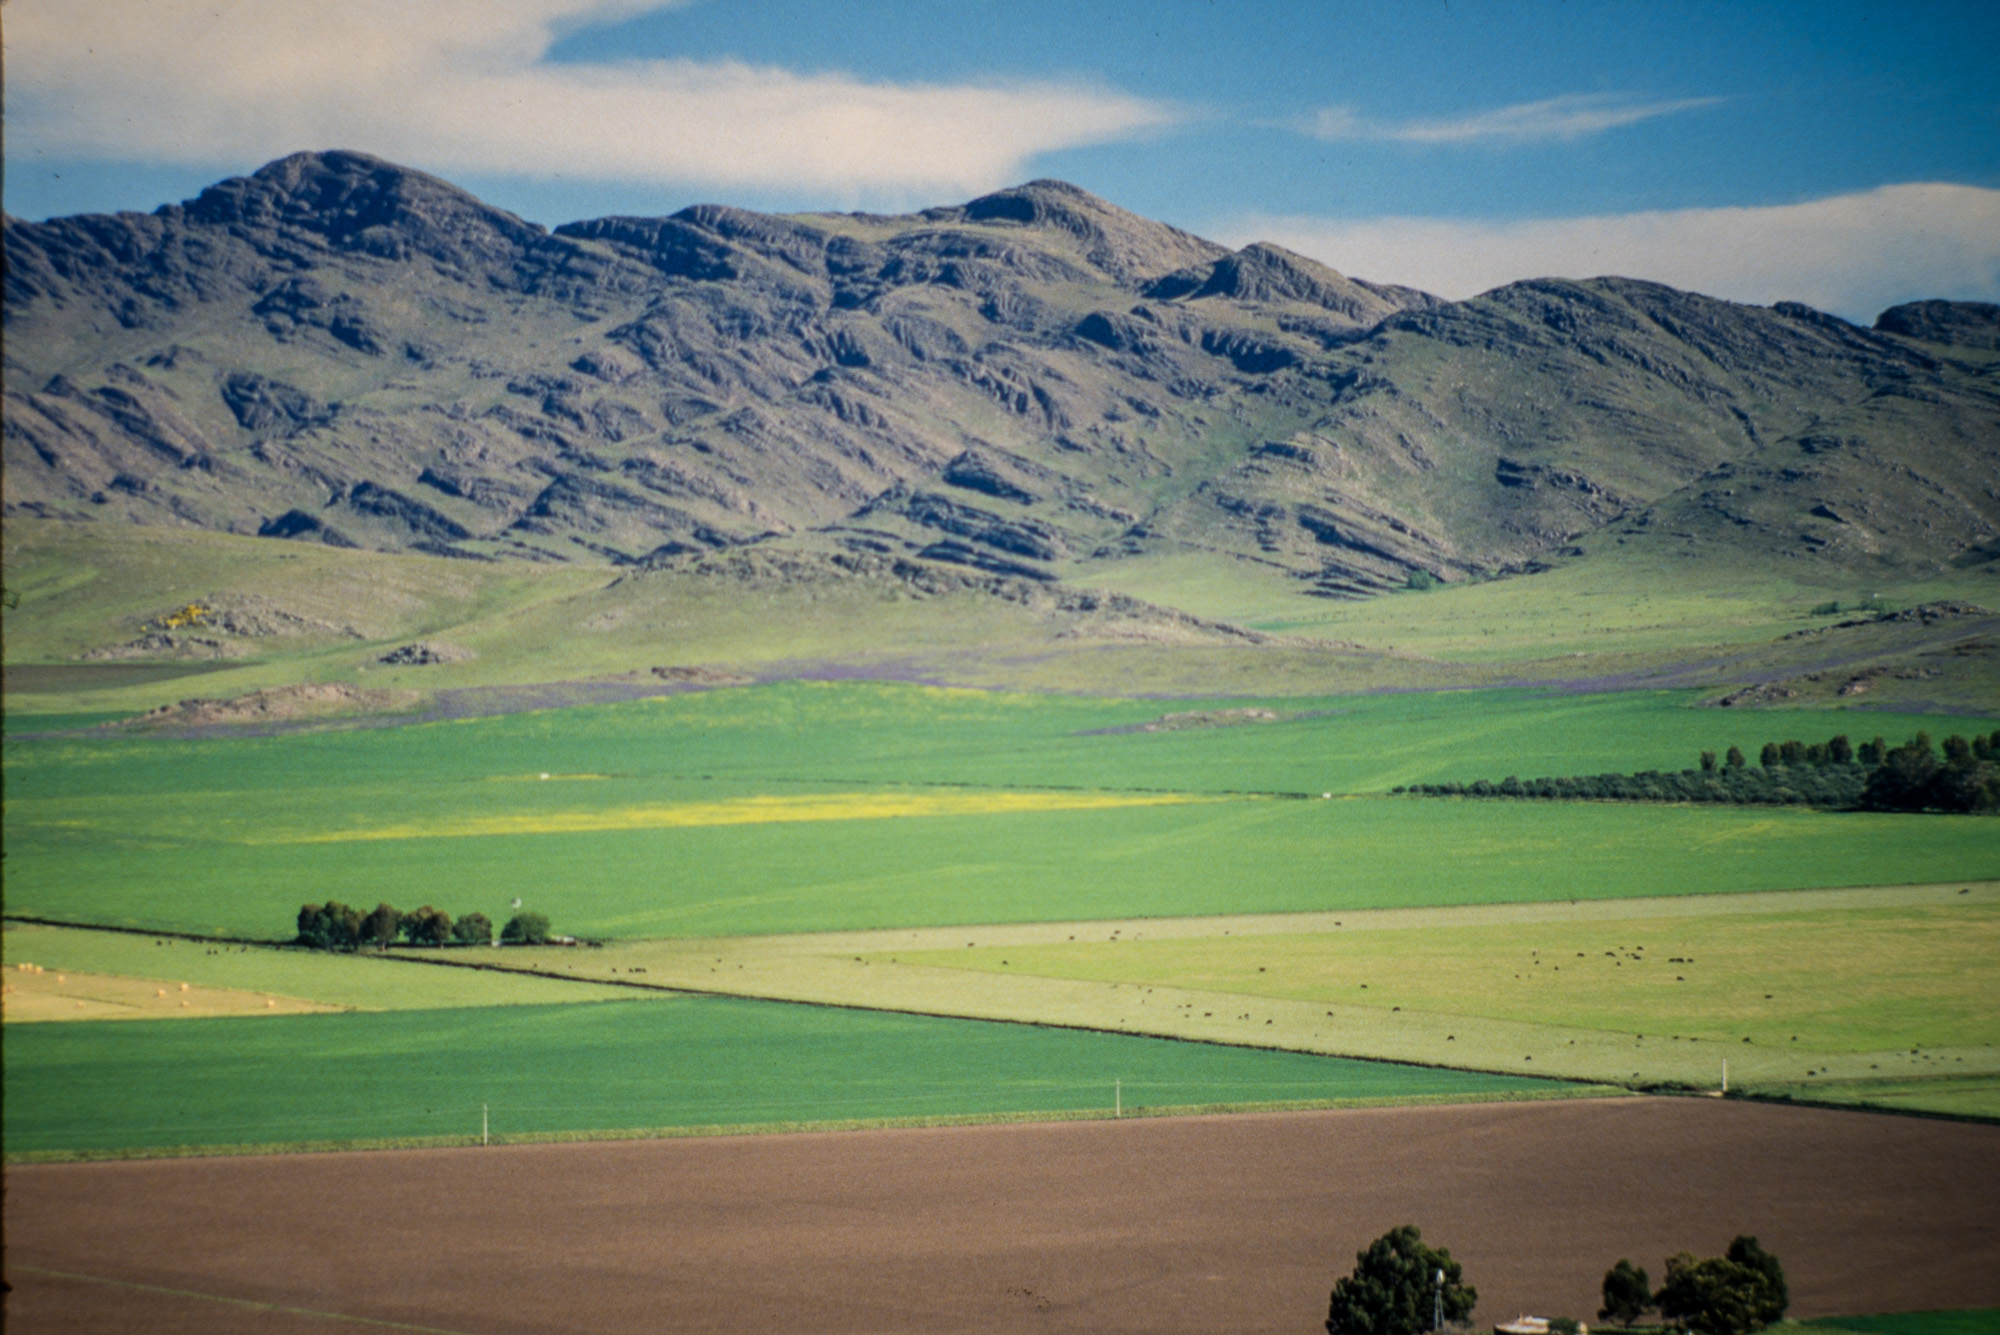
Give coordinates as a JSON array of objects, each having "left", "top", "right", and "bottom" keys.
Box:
[{"left": 1394, "top": 731, "right": 1999, "bottom": 813}]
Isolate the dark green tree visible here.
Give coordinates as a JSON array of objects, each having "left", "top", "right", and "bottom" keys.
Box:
[
  {"left": 1724, "top": 746, "right": 1746, "bottom": 770},
  {"left": 1827, "top": 735, "right": 1853, "bottom": 764},
  {"left": 1326, "top": 1225, "right": 1475, "bottom": 1335},
  {"left": 1598, "top": 1259, "right": 1653, "bottom": 1328},
  {"left": 1656, "top": 1239, "right": 1786, "bottom": 1335},
  {"left": 1699, "top": 751, "right": 1717, "bottom": 773},
  {"left": 1777, "top": 740, "right": 1805, "bottom": 766},
  {"left": 296, "top": 901, "right": 362, "bottom": 951},
  {"left": 1931, "top": 759, "right": 2000, "bottom": 814},
  {"left": 451, "top": 912, "right": 494, "bottom": 945},
  {"left": 400, "top": 905, "right": 453, "bottom": 947},
  {"left": 1861, "top": 737, "right": 1944, "bottom": 811},
  {"left": 360, "top": 902, "right": 402, "bottom": 949},
  {"left": 1759, "top": 743, "right": 1779, "bottom": 768},
  {"left": 500, "top": 911, "right": 552, "bottom": 945},
  {"left": 1725, "top": 1237, "right": 1787, "bottom": 1328}
]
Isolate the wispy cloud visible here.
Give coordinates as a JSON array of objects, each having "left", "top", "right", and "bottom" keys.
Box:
[
  {"left": 4, "top": 0, "right": 1179, "bottom": 198},
  {"left": 1301, "top": 93, "right": 1724, "bottom": 145},
  {"left": 1220, "top": 184, "right": 2000, "bottom": 323}
]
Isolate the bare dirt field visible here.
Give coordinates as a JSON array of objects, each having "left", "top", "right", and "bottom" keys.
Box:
[{"left": 6, "top": 1097, "right": 1996, "bottom": 1335}]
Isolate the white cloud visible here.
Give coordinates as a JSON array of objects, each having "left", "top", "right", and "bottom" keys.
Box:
[
  {"left": 1220, "top": 184, "right": 2000, "bottom": 322},
  {"left": 1301, "top": 93, "right": 1723, "bottom": 145},
  {"left": 3, "top": 0, "right": 1178, "bottom": 197}
]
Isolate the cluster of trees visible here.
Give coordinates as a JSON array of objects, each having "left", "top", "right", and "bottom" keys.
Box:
[
  {"left": 1326, "top": 1226, "right": 1474, "bottom": 1335},
  {"left": 1601, "top": 1238, "right": 1787, "bottom": 1335},
  {"left": 1323, "top": 1226, "right": 1787, "bottom": 1335},
  {"left": 1395, "top": 730, "right": 1999, "bottom": 814},
  {"left": 294, "top": 902, "right": 550, "bottom": 951},
  {"left": 1858, "top": 731, "right": 2000, "bottom": 814}
]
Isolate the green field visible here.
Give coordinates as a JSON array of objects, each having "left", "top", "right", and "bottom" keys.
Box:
[
  {"left": 5, "top": 678, "right": 1994, "bottom": 1150},
  {"left": 0, "top": 994, "right": 1577, "bottom": 1158},
  {"left": 1798, "top": 1312, "right": 2000, "bottom": 1335},
  {"left": 6, "top": 682, "right": 1993, "bottom": 941}
]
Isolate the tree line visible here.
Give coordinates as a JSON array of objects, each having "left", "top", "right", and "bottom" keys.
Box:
[
  {"left": 1324, "top": 1225, "right": 1786, "bottom": 1335},
  {"left": 295, "top": 901, "right": 553, "bottom": 950},
  {"left": 1394, "top": 729, "right": 2000, "bottom": 814},
  {"left": 1600, "top": 1241, "right": 1787, "bottom": 1335}
]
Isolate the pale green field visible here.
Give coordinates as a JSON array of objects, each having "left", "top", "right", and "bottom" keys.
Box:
[
  {"left": 1, "top": 924, "right": 645, "bottom": 1012},
  {"left": 897, "top": 898, "right": 1999, "bottom": 1053},
  {"left": 480, "top": 883, "right": 2000, "bottom": 1115},
  {"left": 458, "top": 879, "right": 2000, "bottom": 1111},
  {"left": 1753, "top": 1075, "right": 2000, "bottom": 1120}
]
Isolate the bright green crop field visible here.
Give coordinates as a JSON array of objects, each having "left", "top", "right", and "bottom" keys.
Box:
[
  {"left": 1, "top": 994, "right": 1576, "bottom": 1158},
  {"left": 6, "top": 682, "right": 1993, "bottom": 941},
  {"left": 5, "top": 678, "right": 1994, "bottom": 1152},
  {"left": 1797, "top": 1311, "right": 2000, "bottom": 1335}
]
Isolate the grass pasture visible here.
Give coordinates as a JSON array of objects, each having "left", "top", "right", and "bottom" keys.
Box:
[
  {"left": 3, "top": 678, "right": 1994, "bottom": 1152},
  {"left": 899, "top": 894, "right": 2000, "bottom": 1054},
  {"left": 1, "top": 924, "right": 643, "bottom": 1011},
  {"left": 467, "top": 884, "right": 1999, "bottom": 1118},
  {"left": 5, "top": 682, "right": 1994, "bottom": 941},
  {"left": 0, "top": 994, "right": 1576, "bottom": 1159},
  {"left": 2, "top": 966, "right": 342, "bottom": 1022},
  {"left": 841, "top": 883, "right": 2000, "bottom": 1113}
]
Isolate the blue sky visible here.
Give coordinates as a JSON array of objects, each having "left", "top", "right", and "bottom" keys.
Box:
[{"left": 7, "top": 0, "right": 1998, "bottom": 318}]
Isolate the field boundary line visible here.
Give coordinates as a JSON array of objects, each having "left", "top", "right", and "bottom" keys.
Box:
[
  {"left": 14, "top": 878, "right": 1994, "bottom": 954},
  {"left": 7, "top": 1265, "right": 484, "bottom": 1333},
  {"left": 2, "top": 1083, "right": 1627, "bottom": 1164},
  {"left": 3, "top": 914, "right": 285, "bottom": 946},
  {"left": 1, "top": 917, "right": 710, "bottom": 997},
  {"left": 1727, "top": 1082, "right": 2000, "bottom": 1127}
]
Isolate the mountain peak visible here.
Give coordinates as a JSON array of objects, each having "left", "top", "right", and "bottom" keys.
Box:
[
  {"left": 179, "top": 150, "right": 545, "bottom": 267},
  {"left": 1142, "top": 240, "right": 1434, "bottom": 325},
  {"left": 950, "top": 180, "right": 1226, "bottom": 286}
]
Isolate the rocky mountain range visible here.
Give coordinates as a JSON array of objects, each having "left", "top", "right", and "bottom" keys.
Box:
[{"left": 7, "top": 150, "right": 1998, "bottom": 598}]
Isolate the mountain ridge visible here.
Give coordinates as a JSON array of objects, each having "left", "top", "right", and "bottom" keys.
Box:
[{"left": 7, "top": 151, "right": 1998, "bottom": 603}]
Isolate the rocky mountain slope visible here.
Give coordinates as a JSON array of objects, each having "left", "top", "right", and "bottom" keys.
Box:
[{"left": 7, "top": 151, "right": 1998, "bottom": 599}]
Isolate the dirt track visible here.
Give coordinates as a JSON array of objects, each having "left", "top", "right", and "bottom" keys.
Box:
[{"left": 7, "top": 1097, "right": 1997, "bottom": 1334}]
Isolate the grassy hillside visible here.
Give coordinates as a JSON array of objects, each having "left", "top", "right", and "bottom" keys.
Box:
[{"left": 7, "top": 518, "right": 1996, "bottom": 721}]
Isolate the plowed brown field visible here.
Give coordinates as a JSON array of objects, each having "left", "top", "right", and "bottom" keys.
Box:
[{"left": 6, "top": 1097, "right": 1997, "bottom": 1334}]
